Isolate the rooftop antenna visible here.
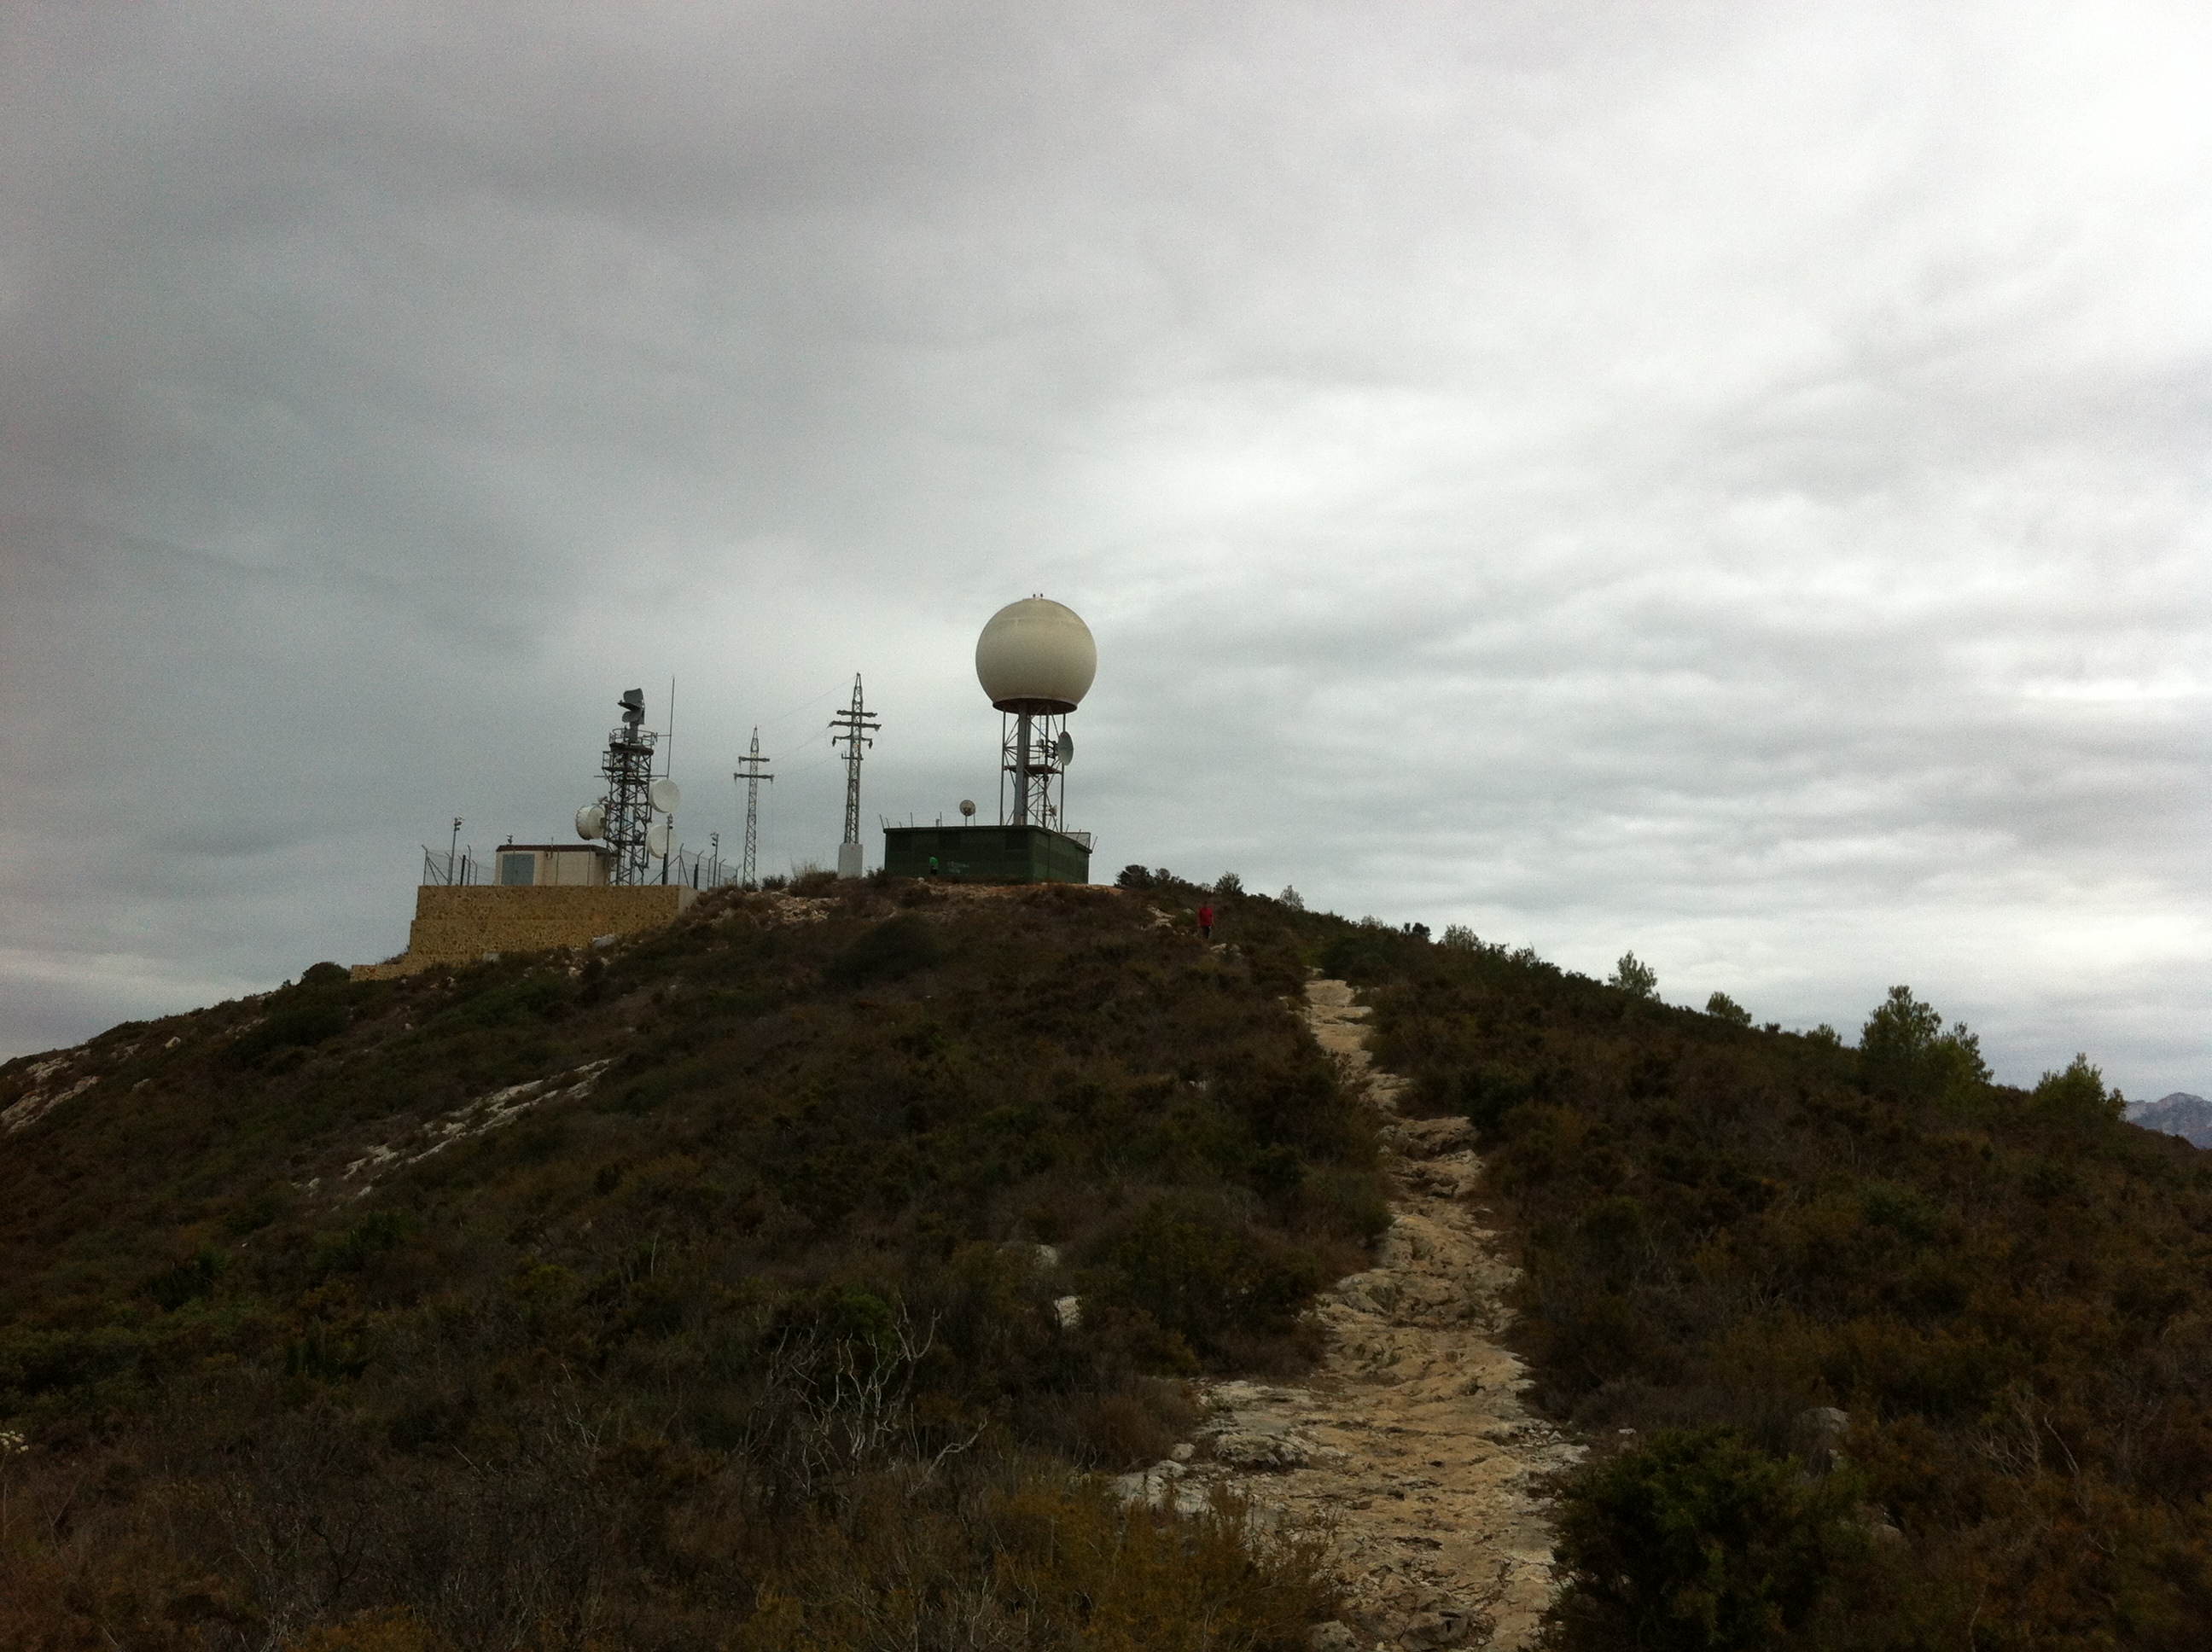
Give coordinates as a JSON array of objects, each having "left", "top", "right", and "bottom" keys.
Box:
[
  {"left": 975, "top": 596, "right": 1095, "bottom": 830},
  {"left": 733, "top": 727, "right": 774, "bottom": 888},
  {"left": 829, "top": 673, "right": 880, "bottom": 878}
]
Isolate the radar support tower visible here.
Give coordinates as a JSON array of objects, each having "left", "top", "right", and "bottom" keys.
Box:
[{"left": 975, "top": 596, "right": 1096, "bottom": 832}]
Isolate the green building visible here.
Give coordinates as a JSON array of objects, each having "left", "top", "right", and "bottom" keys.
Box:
[{"left": 882, "top": 824, "right": 1091, "bottom": 884}]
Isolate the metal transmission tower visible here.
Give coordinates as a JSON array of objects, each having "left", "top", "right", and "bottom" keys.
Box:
[
  {"left": 828, "top": 674, "right": 881, "bottom": 878},
  {"left": 600, "top": 688, "right": 657, "bottom": 884},
  {"left": 732, "top": 727, "right": 774, "bottom": 888}
]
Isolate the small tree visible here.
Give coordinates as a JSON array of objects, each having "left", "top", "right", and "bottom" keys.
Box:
[
  {"left": 1214, "top": 872, "right": 1244, "bottom": 897},
  {"left": 2031, "top": 1053, "right": 2121, "bottom": 1127},
  {"left": 1859, "top": 986, "right": 1988, "bottom": 1099},
  {"left": 1705, "top": 991, "right": 1752, "bottom": 1027},
  {"left": 1545, "top": 1428, "right": 1862, "bottom": 1651},
  {"left": 1610, "top": 951, "right": 1659, "bottom": 1001},
  {"left": 1441, "top": 924, "right": 1479, "bottom": 951},
  {"left": 1277, "top": 885, "right": 1305, "bottom": 910},
  {"left": 1115, "top": 864, "right": 1154, "bottom": 890}
]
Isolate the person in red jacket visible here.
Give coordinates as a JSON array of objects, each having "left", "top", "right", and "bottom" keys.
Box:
[{"left": 1197, "top": 902, "right": 1214, "bottom": 940}]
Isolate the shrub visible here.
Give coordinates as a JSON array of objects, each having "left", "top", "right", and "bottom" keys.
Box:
[
  {"left": 828, "top": 912, "right": 943, "bottom": 983},
  {"left": 1096, "top": 1204, "right": 1324, "bottom": 1360},
  {"left": 1544, "top": 1428, "right": 1862, "bottom": 1651}
]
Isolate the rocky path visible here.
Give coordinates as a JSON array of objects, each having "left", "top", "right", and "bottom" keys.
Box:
[{"left": 1121, "top": 978, "right": 1580, "bottom": 1651}]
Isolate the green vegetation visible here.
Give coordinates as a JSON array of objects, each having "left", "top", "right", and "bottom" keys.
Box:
[
  {"left": 1341, "top": 927, "right": 2212, "bottom": 1650},
  {"left": 0, "top": 876, "right": 1368, "bottom": 1651},
  {"left": 9, "top": 870, "right": 2207, "bottom": 1649}
]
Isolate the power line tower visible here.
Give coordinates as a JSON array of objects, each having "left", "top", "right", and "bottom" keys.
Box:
[
  {"left": 732, "top": 727, "right": 773, "bottom": 889},
  {"left": 828, "top": 673, "right": 880, "bottom": 879}
]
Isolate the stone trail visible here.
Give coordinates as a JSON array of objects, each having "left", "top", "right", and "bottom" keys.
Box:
[{"left": 1118, "top": 978, "right": 1580, "bottom": 1652}]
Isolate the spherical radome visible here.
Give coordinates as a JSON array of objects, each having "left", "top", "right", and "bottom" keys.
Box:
[{"left": 975, "top": 597, "right": 1097, "bottom": 713}]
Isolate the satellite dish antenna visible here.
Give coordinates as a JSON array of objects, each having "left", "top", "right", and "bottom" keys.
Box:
[
  {"left": 649, "top": 777, "right": 681, "bottom": 813},
  {"left": 574, "top": 803, "right": 605, "bottom": 841},
  {"left": 646, "top": 822, "right": 672, "bottom": 858},
  {"left": 959, "top": 799, "right": 976, "bottom": 820},
  {"left": 1056, "top": 731, "right": 1074, "bottom": 765}
]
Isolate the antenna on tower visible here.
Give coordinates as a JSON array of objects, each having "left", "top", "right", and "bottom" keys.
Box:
[
  {"left": 732, "top": 727, "right": 774, "bottom": 889},
  {"left": 829, "top": 674, "right": 881, "bottom": 878}
]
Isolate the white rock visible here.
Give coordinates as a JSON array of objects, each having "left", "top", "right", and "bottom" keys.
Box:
[{"left": 1210, "top": 1428, "right": 1313, "bottom": 1470}]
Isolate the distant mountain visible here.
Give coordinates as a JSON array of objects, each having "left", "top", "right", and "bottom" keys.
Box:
[{"left": 2128, "top": 1091, "right": 2212, "bottom": 1148}]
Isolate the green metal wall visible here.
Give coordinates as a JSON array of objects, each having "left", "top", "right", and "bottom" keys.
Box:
[{"left": 882, "top": 825, "right": 1091, "bottom": 883}]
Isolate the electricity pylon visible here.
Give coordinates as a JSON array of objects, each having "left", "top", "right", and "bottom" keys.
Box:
[
  {"left": 828, "top": 674, "right": 880, "bottom": 878},
  {"left": 732, "top": 728, "right": 773, "bottom": 889}
]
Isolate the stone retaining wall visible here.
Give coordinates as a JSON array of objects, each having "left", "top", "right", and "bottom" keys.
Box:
[{"left": 352, "top": 885, "right": 696, "bottom": 979}]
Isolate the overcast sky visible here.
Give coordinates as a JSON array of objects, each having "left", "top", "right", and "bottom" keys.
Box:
[{"left": 3, "top": 2, "right": 2208, "bottom": 1100}]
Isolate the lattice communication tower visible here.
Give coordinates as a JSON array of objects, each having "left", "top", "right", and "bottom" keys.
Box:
[{"left": 600, "top": 688, "right": 657, "bottom": 885}]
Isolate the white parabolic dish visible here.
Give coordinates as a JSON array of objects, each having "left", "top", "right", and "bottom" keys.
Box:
[
  {"left": 649, "top": 777, "right": 682, "bottom": 813},
  {"left": 975, "top": 596, "right": 1097, "bottom": 714},
  {"left": 574, "top": 804, "right": 605, "bottom": 841},
  {"left": 646, "top": 823, "right": 672, "bottom": 857}
]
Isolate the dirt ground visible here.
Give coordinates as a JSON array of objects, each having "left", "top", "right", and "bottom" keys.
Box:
[{"left": 1118, "top": 977, "right": 1580, "bottom": 1652}]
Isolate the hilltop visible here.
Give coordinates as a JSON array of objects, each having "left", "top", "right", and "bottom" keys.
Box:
[
  {"left": 5, "top": 875, "right": 2212, "bottom": 1651},
  {"left": 0, "top": 874, "right": 1376, "bottom": 1652}
]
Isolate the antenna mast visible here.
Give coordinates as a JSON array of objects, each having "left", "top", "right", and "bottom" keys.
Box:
[
  {"left": 829, "top": 674, "right": 881, "bottom": 878},
  {"left": 601, "top": 688, "right": 658, "bottom": 885},
  {"left": 733, "top": 727, "right": 774, "bottom": 888}
]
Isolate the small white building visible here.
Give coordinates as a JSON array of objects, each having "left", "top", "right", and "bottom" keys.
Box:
[{"left": 492, "top": 843, "right": 614, "bottom": 887}]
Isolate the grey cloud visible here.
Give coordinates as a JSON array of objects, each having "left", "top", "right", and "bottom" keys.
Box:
[{"left": 3, "top": 1, "right": 2208, "bottom": 1096}]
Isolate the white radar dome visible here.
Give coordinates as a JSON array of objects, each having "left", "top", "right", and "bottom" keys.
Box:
[{"left": 975, "top": 596, "right": 1097, "bottom": 714}]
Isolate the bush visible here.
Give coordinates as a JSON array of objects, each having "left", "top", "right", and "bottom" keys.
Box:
[
  {"left": 828, "top": 912, "right": 944, "bottom": 983},
  {"left": 1705, "top": 992, "right": 1752, "bottom": 1027},
  {"left": 1096, "top": 1204, "right": 1324, "bottom": 1361},
  {"left": 1544, "top": 1429, "right": 1862, "bottom": 1651}
]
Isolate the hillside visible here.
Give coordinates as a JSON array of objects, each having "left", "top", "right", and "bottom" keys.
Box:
[
  {"left": 1346, "top": 930, "right": 2212, "bottom": 1650},
  {"left": 0, "top": 876, "right": 1376, "bottom": 1652},
  {"left": 7, "top": 878, "right": 2212, "bottom": 1651}
]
